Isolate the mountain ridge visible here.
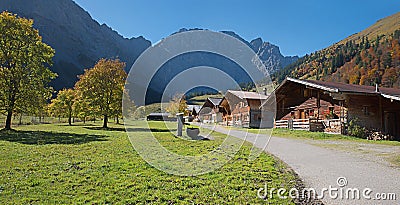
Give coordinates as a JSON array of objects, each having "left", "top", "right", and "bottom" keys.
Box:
[
  {"left": 339, "top": 12, "right": 400, "bottom": 45},
  {"left": 174, "top": 28, "right": 299, "bottom": 74},
  {"left": 0, "top": 0, "right": 298, "bottom": 92}
]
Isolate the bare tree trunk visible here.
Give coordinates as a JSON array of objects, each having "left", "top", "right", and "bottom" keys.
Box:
[
  {"left": 68, "top": 110, "right": 72, "bottom": 126},
  {"left": 116, "top": 117, "right": 120, "bottom": 124},
  {"left": 19, "top": 113, "right": 23, "bottom": 125},
  {"left": 103, "top": 115, "right": 108, "bottom": 128},
  {"left": 5, "top": 111, "right": 13, "bottom": 130}
]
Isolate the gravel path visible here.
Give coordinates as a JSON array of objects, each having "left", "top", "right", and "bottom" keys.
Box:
[{"left": 200, "top": 124, "right": 400, "bottom": 205}]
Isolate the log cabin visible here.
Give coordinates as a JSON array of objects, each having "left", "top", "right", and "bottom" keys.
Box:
[
  {"left": 198, "top": 98, "right": 223, "bottom": 123},
  {"left": 219, "top": 90, "right": 269, "bottom": 128},
  {"left": 281, "top": 97, "right": 341, "bottom": 121},
  {"left": 262, "top": 77, "right": 400, "bottom": 140}
]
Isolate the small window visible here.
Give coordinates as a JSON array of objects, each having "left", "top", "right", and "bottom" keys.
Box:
[{"left": 362, "top": 106, "right": 369, "bottom": 116}]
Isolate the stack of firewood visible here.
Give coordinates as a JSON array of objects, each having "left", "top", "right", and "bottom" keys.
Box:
[
  {"left": 366, "top": 131, "right": 393, "bottom": 141},
  {"left": 324, "top": 127, "right": 341, "bottom": 133}
]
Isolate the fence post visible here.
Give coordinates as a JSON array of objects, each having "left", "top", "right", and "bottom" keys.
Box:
[{"left": 288, "top": 119, "right": 293, "bottom": 130}]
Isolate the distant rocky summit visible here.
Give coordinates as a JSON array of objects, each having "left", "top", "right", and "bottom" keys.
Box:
[
  {"left": 249, "top": 37, "right": 299, "bottom": 73},
  {"left": 177, "top": 29, "right": 299, "bottom": 74}
]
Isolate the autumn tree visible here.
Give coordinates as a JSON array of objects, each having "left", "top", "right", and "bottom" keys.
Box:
[
  {"left": 166, "top": 94, "right": 188, "bottom": 116},
  {"left": 73, "top": 93, "right": 91, "bottom": 124},
  {"left": 75, "top": 59, "right": 127, "bottom": 128},
  {"left": 0, "top": 12, "right": 56, "bottom": 130},
  {"left": 48, "top": 98, "right": 62, "bottom": 122},
  {"left": 382, "top": 68, "right": 397, "bottom": 87},
  {"left": 48, "top": 89, "right": 75, "bottom": 125}
]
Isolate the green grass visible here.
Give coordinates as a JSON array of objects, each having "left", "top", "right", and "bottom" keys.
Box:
[{"left": 0, "top": 121, "right": 299, "bottom": 204}]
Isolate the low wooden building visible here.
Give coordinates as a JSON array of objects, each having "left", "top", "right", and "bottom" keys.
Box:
[
  {"left": 219, "top": 90, "right": 269, "bottom": 128},
  {"left": 281, "top": 97, "right": 341, "bottom": 120},
  {"left": 147, "top": 113, "right": 174, "bottom": 121},
  {"left": 198, "top": 98, "right": 223, "bottom": 123},
  {"left": 262, "top": 77, "right": 400, "bottom": 140}
]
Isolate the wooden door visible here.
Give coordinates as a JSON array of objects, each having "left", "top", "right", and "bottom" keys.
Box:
[{"left": 385, "top": 112, "right": 398, "bottom": 140}]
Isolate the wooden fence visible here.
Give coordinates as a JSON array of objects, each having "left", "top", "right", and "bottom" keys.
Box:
[
  {"left": 275, "top": 119, "right": 310, "bottom": 130},
  {"left": 219, "top": 118, "right": 343, "bottom": 132},
  {"left": 275, "top": 118, "right": 342, "bottom": 133}
]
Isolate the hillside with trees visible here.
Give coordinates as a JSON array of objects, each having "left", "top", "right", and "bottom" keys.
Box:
[{"left": 274, "top": 12, "right": 400, "bottom": 88}]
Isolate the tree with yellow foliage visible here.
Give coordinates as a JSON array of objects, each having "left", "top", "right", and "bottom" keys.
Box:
[
  {"left": 75, "top": 59, "right": 127, "bottom": 128},
  {"left": 0, "top": 12, "right": 56, "bottom": 130}
]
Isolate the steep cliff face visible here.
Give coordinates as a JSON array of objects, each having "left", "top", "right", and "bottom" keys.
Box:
[
  {"left": 250, "top": 38, "right": 299, "bottom": 73},
  {"left": 0, "top": 0, "right": 151, "bottom": 89}
]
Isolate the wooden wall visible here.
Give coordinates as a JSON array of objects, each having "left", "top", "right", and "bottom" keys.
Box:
[
  {"left": 346, "top": 95, "right": 381, "bottom": 130},
  {"left": 347, "top": 95, "right": 400, "bottom": 140},
  {"left": 381, "top": 98, "right": 400, "bottom": 140}
]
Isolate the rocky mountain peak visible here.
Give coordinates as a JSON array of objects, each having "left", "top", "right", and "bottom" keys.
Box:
[
  {"left": 0, "top": 0, "right": 151, "bottom": 89},
  {"left": 0, "top": 1, "right": 297, "bottom": 91}
]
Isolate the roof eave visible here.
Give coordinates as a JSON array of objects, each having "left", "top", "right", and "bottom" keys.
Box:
[
  {"left": 382, "top": 94, "right": 400, "bottom": 102},
  {"left": 287, "top": 77, "right": 339, "bottom": 93}
]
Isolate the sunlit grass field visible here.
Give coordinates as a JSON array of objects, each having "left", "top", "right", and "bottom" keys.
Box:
[{"left": 0, "top": 121, "right": 299, "bottom": 204}]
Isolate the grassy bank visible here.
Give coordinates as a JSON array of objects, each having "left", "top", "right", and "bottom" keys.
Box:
[{"left": 0, "top": 121, "right": 299, "bottom": 204}]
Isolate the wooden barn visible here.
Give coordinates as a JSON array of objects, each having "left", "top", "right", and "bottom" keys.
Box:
[
  {"left": 219, "top": 90, "right": 269, "bottom": 128},
  {"left": 198, "top": 98, "right": 223, "bottom": 123},
  {"left": 262, "top": 77, "right": 400, "bottom": 140}
]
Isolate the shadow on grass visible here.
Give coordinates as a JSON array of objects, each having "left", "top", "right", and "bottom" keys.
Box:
[
  {"left": 0, "top": 130, "right": 107, "bottom": 145},
  {"left": 84, "top": 127, "right": 126, "bottom": 132},
  {"left": 59, "top": 124, "right": 97, "bottom": 127},
  {"left": 126, "top": 127, "right": 176, "bottom": 133}
]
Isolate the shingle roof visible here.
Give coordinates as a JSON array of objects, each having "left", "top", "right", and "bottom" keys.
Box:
[
  {"left": 286, "top": 77, "right": 400, "bottom": 101},
  {"left": 379, "top": 87, "right": 400, "bottom": 101},
  {"left": 227, "top": 90, "right": 268, "bottom": 100}
]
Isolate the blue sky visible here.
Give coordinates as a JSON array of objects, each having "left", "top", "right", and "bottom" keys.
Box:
[{"left": 73, "top": 0, "right": 399, "bottom": 57}]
